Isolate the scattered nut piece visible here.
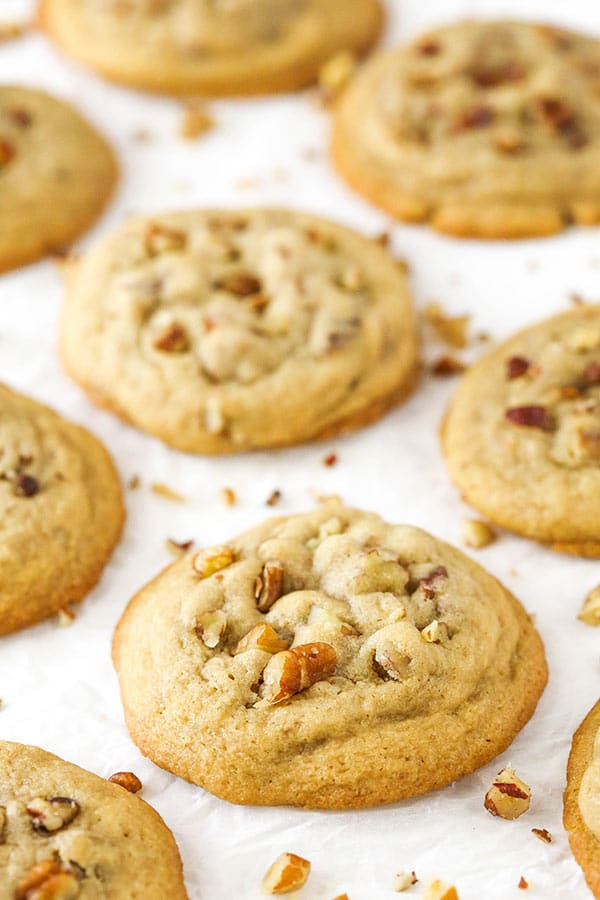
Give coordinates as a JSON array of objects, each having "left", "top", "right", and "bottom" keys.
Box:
[
  {"left": 26, "top": 797, "right": 80, "bottom": 834},
  {"left": 393, "top": 870, "right": 418, "bottom": 891},
  {"left": 151, "top": 482, "right": 185, "bottom": 502},
  {"left": 318, "top": 50, "right": 356, "bottom": 104},
  {"left": 484, "top": 766, "right": 531, "bottom": 820},
  {"left": 165, "top": 537, "right": 194, "bottom": 557},
  {"left": 234, "top": 623, "right": 290, "bottom": 655},
  {"left": 430, "top": 355, "right": 465, "bottom": 377},
  {"left": 505, "top": 405, "right": 555, "bottom": 431},
  {"left": 531, "top": 827, "right": 552, "bottom": 843},
  {"left": 153, "top": 321, "right": 189, "bottom": 353},
  {"left": 109, "top": 772, "right": 142, "bottom": 793},
  {"left": 260, "top": 642, "right": 336, "bottom": 704},
  {"left": 462, "top": 519, "right": 497, "bottom": 549},
  {"left": 262, "top": 852, "right": 311, "bottom": 895},
  {"left": 255, "top": 561, "right": 285, "bottom": 612},
  {"left": 15, "top": 859, "right": 80, "bottom": 900},
  {"left": 193, "top": 545, "right": 235, "bottom": 578},
  {"left": 579, "top": 586, "right": 600, "bottom": 626},
  {"left": 220, "top": 487, "right": 237, "bottom": 507},
  {"left": 420, "top": 619, "right": 448, "bottom": 643},
  {"left": 323, "top": 452, "right": 338, "bottom": 467},
  {"left": 424, "top": 303, "right": 469, "bottom": 349},
  {"left": 422, "top": 877, "right": 459, "bottom": 900},
  {"left": 518, "top": 876, "right": 529, "bottom": 890},
  {"left": 128, "top": 474, "right": 141, "bottom": 490},
  {"left": 195, "top": 610, "right": 227, "bottom": 649},
  {"left": 266, "top": 489, "right": 282, "bottom": 507},
  {"left": 180, "top": 101, "right": 214, "bottom": 139},
  {"left": 57, "top": 604, "right": 76, "bottom": 627}
]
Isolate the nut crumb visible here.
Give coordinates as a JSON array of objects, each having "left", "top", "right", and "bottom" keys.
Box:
[
  {"left": 262, "top": 852, "right": 311, "bottom": 895},
  {"left": 579, "top": 586, "right": 600, "bottom": 626},
  {"left": 422, "top": 877, "right": 459, "bottom": 900},
  {"left": 518, "top": 876, "right": 529, "bottom": 890},
  {"left": 323, "top": 452, "right": 338, "bottom": 467},
  {"left": 109, "top": 771, "right": 142, "bottom": 793},
  {"left": 165, "top": 537, "right": 194, "bottom": 557},
  {"left": 317, "top": 50, "right": 356, "bottom": 104},
  {"left": 424, "top": 303, "right": 470, "bottom": 349},
  {"left": 266, "top": 489, "right": 282, "bottom": 507},
  {"left": 128, "top": 474, "right": 141, "bottom": 490},
  {"left": 393, "top": 870, "right": 418, "bottom": 891},
  {"left": 220, "top": 487, "right": 237, "bottom": 507},
  {"left": 151, "top": 482, "right": 186, "bottom": 502},
  {"left": 430, "top": 355, "right": 465, "bottom": 377},
  {"left": 57, "top": 603, "right": 76, "bottom": 627},
  {"left": 180, "top": 101, "right": 214, "bottom": 139},
  {"left": 462, "top": 519, "right": 496, "bottom": 549},
  {"left": 531, "top": 827, "right": 552, "bottom": 843},
  {"left": 484, "top": 766, "right": 531, "bottom": 820}
]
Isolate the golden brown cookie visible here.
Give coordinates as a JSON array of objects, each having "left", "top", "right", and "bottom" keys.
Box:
[
  {"left": 442, "top": 305, "right": 600, "bottom": 556},
  {"left": 333, "top": 20, "right": 600, "bottom": 238},
  {"left": 0, "top": 86, "right": 117, "bottom": 273},
  {"left": 39, "top": 0, "right": 384, "bottom": 97},
  {"left": 113, "top": 503, "right": 547, "bottom": 809},
  {"left": 0, "top": 740, "right": 188, "bottom": 898},
  {"left": 60, "top": 209, "right": 419, "bottom": 454},
  {"left": 0, "top": 384, "right": 124, "bottom": 635},
  {"left": 564, "top": 700, "right": 600, "bottom": 899}
]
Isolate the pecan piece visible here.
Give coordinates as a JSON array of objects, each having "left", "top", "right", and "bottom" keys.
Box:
[
  {"left": 484, "top": 766, "right": 531, "bottom": 819},
  {"left": 473, "top": 62, "right": 526, "bottom": 88},
  {"left": 262, "top": 852, "right": 311, "bottom": 895},
  {"left": 420, "top": 619, "right": 448, "bottom": 643},
  {"left": 505, "top": 405, "right": 554, "bottom": 431},
  {"left": 235, "top": 623, "right": 289, "bottom": 655},
  {"left": 260, "top": 642, "right": 337, "bottom": 704},
  {"left": 506, "top": 356, "right": 530, "bottom": 379},
  {"left": 0, "top": 137, "right": 15, "bottom": 165},
  {"left": 220, "top": 272, "right": 262, "bottom": 297},
  {"left": 579, "top": 585, "right": 600, "bottom": 626},
  {"left": 373, "top": 645, "right": 411, "bottom": 681},
  {"left": 422, "top": 877, "right": 459, "bottom": 900},
  {"left": 108, "top": 771, "right": 142, "bottom": 793},
  {"left": 193, "top": 545, "right": 235, "bottom": 578},
  {"left": 393, "top": 870, "right": 418, "bottom": 892},
  {"left": 26, "top": 797, "right": 80, "bottom": 834},
  {"left": 416, "top": 39, "right": 440, "bottom": 56},
  {"left": 16, "top": 859, "right": 81, "bottom": 900},
  {"left": 0, "top": 805, "right": 5, "bottom": 843},
  {"left": 430, "top": 355, "right": 465, "bottom": 377},
  {"left": 143, "top": 221, "right": 186, "bottom": 256},
  {"left": 536, "top": 97, "right": 575, "bottom": 131},
  {"left": 255, "top": 561, "right": 284, "bottom": 612},
  {"left": 14, "top": 473, "right": 40, "bottom": 497},
  {"left": 531, "top": 827, "right": 552, "bottom": 843},
  {"left": 153, "top": 321, "right": 189, "bottom": 352},
  {"left": 195, "top": 610, "right": 227, "bottom": 648}
]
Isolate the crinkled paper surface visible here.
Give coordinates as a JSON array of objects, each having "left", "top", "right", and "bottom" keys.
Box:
[{"left": 1, "top": 1, "right": 599, "bottom": 896}]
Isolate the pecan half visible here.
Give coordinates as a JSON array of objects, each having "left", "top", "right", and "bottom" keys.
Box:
[
  {"left": 260, "top": 642, "right": 337, "bottom": 703},
  {"left": 254, "top": 561, "right": 284, "bottom": 612},
  {"left": 505, "top": 405, "right": 554, "bottom": 431},
  {"left": 26, "top": 797, "right": 80, "bottom": 834}
]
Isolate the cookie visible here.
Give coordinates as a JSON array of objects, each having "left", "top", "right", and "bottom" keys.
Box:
[
  {"left": 112, "top": 503, "right": 547, "bottom": 809},
  {"left": 0, "top": 384, "right": 124, "bottom": 635},
  {"left": 60, "top": 209, "right": 419, "bottom": 454},
  {"left": 442, "top": 305, "right": 600, "bottom": 556},
  {"left": 0, "top": 740, "right": 187, "bottom": 899},
  {"left": 333, "top": 20, "right": 600, "bottom": 238},
  {"left": 39, "top": 0, "right": 384, "bottom": 97},
  {"left": 564, "top": 700, "right": 600, "bottom": 899},
  {"left": 0, "top": 87, "right": 117, "bottom": 273}
]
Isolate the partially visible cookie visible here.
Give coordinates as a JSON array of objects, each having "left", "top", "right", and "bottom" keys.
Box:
[
  {"left": 442, "top": 306, "right": 600, "bottom": 556},
  {"left": 60, "top": 208, "right": 419, "bottom": 454},
  {"left": 0, "top": 384, "right": 124, "bottom": 635},
  {"left": 113, "top": 503, "right": 547, "bottom": 809},
  {"left": 333, "top": 20, "right": 600, "bottom": 238},
  {"left": 39, "top": 0, "right": 384, "bottom": 96},
  {"left": 0, "top": 740, "right": 188, "bottom": 899},
  {"left": 564, "top": 700, "right": 600, "bottom": 899},
  {"left": 0, "top": 87, "right": 117, "bottom": 273}
]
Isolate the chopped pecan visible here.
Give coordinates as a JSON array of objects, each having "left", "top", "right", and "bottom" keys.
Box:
[
  {"left": 420, "top": 619, "right": 448, "bottom": 643},
  {"left": 165, "top": 537, "right": 194, "bottom": 557},
  {"left": 505, "top": 405, "right": 554, "bottom": 431},
  {"left": 518, "top": 876, "right": 529, "bottom": 890},
  {"left": 579, "top": 585, "right": 600, "bottom": 626},
  {"left": 265, "top": 489, "right": 282, "bottom": 507},
  {"left": 422, "top": 877, "right": 459, "bottom": 900},
  {"left": 108, "top": 771, "right": 142, "bottom": 793},
  {"left": 430, "top": 355, "right": 465, "bottom": 377},
  {"left": 393, "top": 870, "right": 418, "bottom": 892},
  {"left": 144, "top": 221, "right": 186, "bottom": 256},
  {"left": 16, "top": 859, "right": 81, "bottom": 900},
  {"left": 151, "top": 482, "right": 185, "bottom": 502},
  {"left": 506, "top": 356, "right": 531, "bottom": 379},
  {"left": 323, "top": 452, "right": 338, "bottom": 467},
  {"left": 153, "top": 321, "right": 189, "bottom": 352},
  {"left": 473, "top": 62, "right": 526, "bottom": 88},
  {"left": 531, "top": 827, "right": 552, "bottom": 843},
  {"left": 260, "top": 642, "right": 337, "bottom": 703},
  {"left": 536, "top": 97, "right": 575, "bottom": 131},
  {"left": 255, "top": 561, "right": 284, "bottom": 612},
  {"left": 454, "top": 106, "right": 495, "bottom": 130},
  {"left": 417, "top": 565, "right": 448, "bottom": 598},
  {"left": 219, "top": 487, "right": 236, "bottom": 506},
  {"left": 262, "top": 852, "right": 311, "bottom": 895},
  {"left": 193, "top": 545, "right": 235, "bottom": 578},
  {"left": 180, "top": 102, "right": 214, "bottom": 139},
  {"left": 195, "top": 610, "right": 227, "bottom": 648},
  {"left": 494, "top": 130, "right": 525, "bottom": 154},
  {"left": 26, "top": 797, "right": 80, "bottom": 834},
  {"left": 462, "top": 519, "right": 496, "bottom": 549},
  {"left": 14, "top": 473, "right": 40, "bottom": 497},
  {"left": 234, "top": 623, "right": 290, "bottom": 655},
  {"left": 0, "top": 137, "right": 15, "bottom": 165},
  {"left": 484, "top": 766, "right": 531, "bottom": 819},
  {"left": 220, "top": 272, "right": 262, "bottom": 297},
  {"left": 373, "top": 645, "right": 411, "bottom": 681}
]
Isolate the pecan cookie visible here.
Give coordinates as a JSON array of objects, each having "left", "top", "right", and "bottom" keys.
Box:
[
  {"left": 333, "top": 20, "right": 600, "bottom": 238},
  {"left": 0, "top": 741, "right": 187, "bottom": 899},
  {"left": 565, "top": 701, "right": 600, "bottom": 899},
  {"left": 443, "top": 306, "right": 600, "bottom": 556},
  {"left": 0, "top": 87, "right": 117, "bottom": 273},
  {"left": 0, "top": 384, "right": 124, "bottom": 635},
  {"left": 60, "top": 209, "right": 419, "bottom": 453},
  {"left": 113, "top": 503, "right": 547, "bottom": 809},
  {"left": 39, "top": 0, "right": 383, "bottom": 96}
]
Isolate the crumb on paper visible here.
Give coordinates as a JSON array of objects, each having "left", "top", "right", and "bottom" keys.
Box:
[
  {"left": 261, "top": 852, "right": 311, "bottom": 895},
  {"left": 430, "top": 355, "right": 466, "bottom": 377},
  {"left": 531, "top": 828, "right": 552, "bottom": 843},
  {"left": 484, "top": 766, "right": 531, "bottom": 820},
  {"left": 128, "top": 474, "right": 141, "bottom": 490},
  {"left": 151, "top": 482, "right": 186, "bottom": 502},
  {"left": 579, "top": 586, "right": 600, "bottom": 626},
  {"left": 220, "top": 487, "right": 237, "bottom": 507},
  {"left": 462, "top": 519, "right": 497, "bottom": 549},
  {"left": 57, "top": 603, "right": 76, "bottom": 627},
  {"left": 323, "top": 452, "right": 338, "bottom": 467},
  {"left": 424, "top": 302, "right": 470, "bottom": 349},
  {"left": 180, "top": 101, "right": 214, "bottom": 140},
  {"left": 518, "top": 876, "right": 529, "bottom": 890},
  {"left": 393, "top": 869, "right": 418, "bottom": 891},
  {"left": 422, "top": 877, "right": 459, "bottom": 900},
  {"left": 266, "top": 489, "right": 282, "bottom": 507},
  {"left": 165, "top": 538, "right": 194, "bottom": 557}
]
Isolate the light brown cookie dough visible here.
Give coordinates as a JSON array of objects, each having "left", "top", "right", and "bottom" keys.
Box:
[
  {"left": 333, "top": 20, "right": 600, "bottom": 238},
  {"left": 0, "top": 384, "right": 124, "bottom": 635},
  {"left": 0, "top": 741, "right": 188, "bottom": 899},
  {"left": 0, "top": 87, "right": 117, "bottom": 273},
  {"left": 442, "top": 306, "right": 600, "bottom": 556},
  {"left": 39, "top": 0, "right": 384, "bottom": 96},
  {"left": 113, "top": 504, "right": 547, "bottom": 809},
  {"left": 564, "top": 700, "right": 600, "bottom": 899},
  {"left": 60, "top": 209, "right": 419, "bottom": 454}
]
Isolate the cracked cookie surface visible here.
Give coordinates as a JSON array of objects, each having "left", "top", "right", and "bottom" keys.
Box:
[
  {"left": 564, "top": 700, "right": 600, "bottom": 900},
  {"left": 113, "top": 503, "right": 547, "bottom": 809},
  {"left": 0, "top": 741, "right": 187, "bottom": 899},
  {"left": 0, "top": 86, "right": 117, "bottom": 273},
  {"left": 333, "top": 20, "right": 600, "bottom": 238},
  {"left": 61, "top": 209, "right": 418, "bottom": 454},
  {"left": 0, "top": 384, "right": 124, "bottom": 635},
  {"left": 39, "top": 0, "right": 383, "bottom": 96},
  {"left": 443, "top": 306, "right": 600, "bottom": 556}
]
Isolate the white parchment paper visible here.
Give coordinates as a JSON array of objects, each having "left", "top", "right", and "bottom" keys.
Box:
[{"left": 1, "top": 1, "right": 600, "bottom": 896}]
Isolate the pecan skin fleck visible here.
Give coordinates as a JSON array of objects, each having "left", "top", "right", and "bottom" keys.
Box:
[
  {"left": 323, "top": 452, "right": 338, "bottom": 467},
  {"left": 505, "top": 405, "right": 555, "bottom": 431},
  {"left": 506, "top": 356, "right": 531, "bottom": 379}
]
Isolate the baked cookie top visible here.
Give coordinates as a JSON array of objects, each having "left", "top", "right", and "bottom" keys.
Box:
[
  {"left": 113, "top": 504, "right": 547, "bottom": 809},
  {"left": 443, "top": 305, "right": 600, "bottom": 554},
  {"left": 0, "top": 741, "right": 187, "bottom": 899},
  {"left": 61, "top": 209, "right": 418, "bottom": 454},
  {"left": 0, "top": 384, "right": 124, "bottom": 635},
  {"left": 39, "top": 0, "right": 383, "bottom": 96},
  {"left": 564, "top": 700, "right": 600, "bottom": 899},
  {"left": 333, "top": 20, "right": 600, "bottom": 238},
  {"left": 0, "top": 86, "right": 117, "bottom": 273}
]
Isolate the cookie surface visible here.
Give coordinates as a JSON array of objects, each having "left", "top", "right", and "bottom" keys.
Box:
[
  {"left": 39, "top": 0, "right": 383, "bottom": 96},
  {"left": 443, "top": 306, "right": 600, "bottom": 556},
  {"left": 0, "top": 384, "right": 124, "bottom": 635},
  {"left": 333, "top": 20, "right": 600, "bottom": 238},
  {"left": 113, "top": 504, "right": 547, "bottom": 809},
  {"left": 61, "top": 209, "right": 419, "bottom": 454},
  {"left": 0, "top": 87, "right": 117, "bottom": 273},
  {"left": 0, "top": 740, "right": 187, "bottom": 899},
  {"left": 564, "top": 700, "right": 600, "bottom": 899}
]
